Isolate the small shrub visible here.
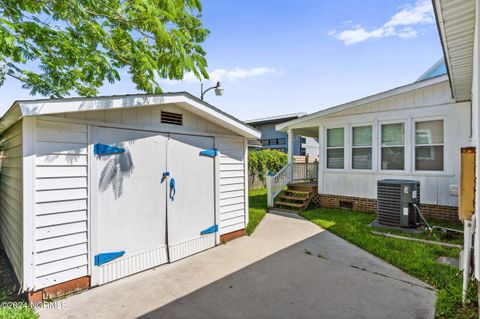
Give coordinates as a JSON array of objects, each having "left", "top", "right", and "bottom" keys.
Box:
[{"left": 248, "top": 149, "right": 288, "bottom": 182}]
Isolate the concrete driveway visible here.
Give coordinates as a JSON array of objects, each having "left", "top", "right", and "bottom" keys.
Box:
[{"left": 39, "top": 211, "right": 435, "bottom": 319}]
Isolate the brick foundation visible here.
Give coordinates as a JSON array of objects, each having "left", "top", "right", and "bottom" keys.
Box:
[
  {"left": 312, "top": 193, "right": 460, "bottom": 222},
  {"left": 220, "top": 229, "right": 246, "bottom": 243},
  {"left": 27, "top": 276, "right": 90, "bottom": 303}
]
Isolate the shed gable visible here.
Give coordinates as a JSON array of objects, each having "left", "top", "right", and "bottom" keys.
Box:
[{"left": 51, "top": 103, "right": 237, "bottom": 136}]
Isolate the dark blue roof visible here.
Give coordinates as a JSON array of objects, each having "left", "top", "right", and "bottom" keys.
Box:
[{"left": 416, "top": 59, "right": 447, "bottom": 82}]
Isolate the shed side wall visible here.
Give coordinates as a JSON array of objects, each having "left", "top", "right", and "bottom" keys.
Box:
[
  {"left": 216, "top": 136, "right": 247, "bottom": 235},
  {"left": 33, "top": 119, "right": 89, "bottom": 289},
  {"left": 0, "top": 121, "right": 23, "bottom": 284}
]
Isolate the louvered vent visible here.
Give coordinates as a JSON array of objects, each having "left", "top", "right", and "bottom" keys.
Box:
[
  {"left": 161, "top": 111, "right": 183, "bottom": 125},
  {"left": 377, "top": 179, "right": 420, "bottom": 227}
]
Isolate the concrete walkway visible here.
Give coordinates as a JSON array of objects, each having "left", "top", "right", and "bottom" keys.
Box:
[{"left": 39, "top": 211, "right": 435, "bottom": 319}]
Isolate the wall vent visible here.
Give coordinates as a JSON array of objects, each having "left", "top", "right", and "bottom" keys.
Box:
[
  {"left": 339, "top": 201, "right": 353, "bottom": 209},
  {"left": 161, "top": 111, "right": 183, "bottom": 125}
]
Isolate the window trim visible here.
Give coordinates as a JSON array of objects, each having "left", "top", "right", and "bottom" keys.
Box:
[
  {"left": 413, "top": 118, "right": 445, "bottom": 172},
  {"left": 379, "top": 121, "right": 407, "bottom": 172},
  {"left": 325, "top": 126, "right": 346, "bottom": 170},
  {"left": 351, "top": 124, "right": 373, "bottom": 170}
]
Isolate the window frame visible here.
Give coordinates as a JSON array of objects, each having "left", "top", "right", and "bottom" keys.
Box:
[
  {"left": 413, "top": 118, "right": 445, "bottom": 172},
  {"left": 351, "top": 124, "right": 373, "bottom": 170},
  {"left": 379, "top": 121, "right": 407, "bottom": 172},
  {"left": 325, "top": 126, "right": 346, "bottom": 170}
]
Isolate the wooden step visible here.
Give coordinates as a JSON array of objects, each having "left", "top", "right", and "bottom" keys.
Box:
[
  {"left": 283, "top": 189, "right": 311, "bottom": 196},
  {"left": 278, "top": 194, "right": 309, "bottom": 201},
  {"left": 274, "top": 201, "right": 305, "bottom": 208}
]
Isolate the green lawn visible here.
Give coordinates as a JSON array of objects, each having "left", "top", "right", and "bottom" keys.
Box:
[
  {"left": 0, "top": 305, "right": 37, "bottom": 319},
  {"left": 247, "top": 188, "right": 268, "bottom": 235},
  {"left": 300, "top": 208, "right": 477, "bottom": 319}
]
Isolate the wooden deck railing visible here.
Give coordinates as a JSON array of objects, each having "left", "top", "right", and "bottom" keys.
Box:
[{"left": 267, "top": 161, "right": 318, "bottom": 207}]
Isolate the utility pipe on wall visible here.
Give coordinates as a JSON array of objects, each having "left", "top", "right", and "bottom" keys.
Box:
[{"left": 463, "top": 219, "right": 473, "bottom": 305}]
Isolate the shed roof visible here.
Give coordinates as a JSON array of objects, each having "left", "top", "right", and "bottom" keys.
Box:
[{"left": 0, "top": 92, "right": 261, "bottom": 139}]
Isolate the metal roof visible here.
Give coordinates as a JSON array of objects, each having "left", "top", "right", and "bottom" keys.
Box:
[
  {"left": 416, "top": 58, "right": 447, "bottom": 82},
  {"left": 433, "top": 0, "right": 476, "bottom": 102},
  {"left": 245, "top": 112, "right": 307, "bottom": 125},
  {"left": 0, "top": 92, "right": 261, "bottom": 139}
]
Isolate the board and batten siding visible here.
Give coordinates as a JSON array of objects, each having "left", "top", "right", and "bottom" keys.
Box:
[
  {"left": 0, "top": 121, "right": 23, "bottom": 283},
  {"left": 33, "top": 120, "right": 89, "bottom": 289},
  {"left": 317, "top": 99, "right": 471, "bottom": 207},
  {"left": 216, "top": 137, "right": 247, "bottom": 235}
]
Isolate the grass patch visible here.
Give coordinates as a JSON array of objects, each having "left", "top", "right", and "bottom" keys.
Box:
[
  {"left": 247, "top": 188, "right": 268, "bottom": 235},
  {"left": 0, "top": 304, "right": 37, "bottom": 319},
  {"left": 299, "top": 208, "right": 477, "bottom": 319}
]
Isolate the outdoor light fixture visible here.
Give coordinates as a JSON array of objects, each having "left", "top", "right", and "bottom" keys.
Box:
[{"left": 201, "top": 81, "right": 224, "bottom": 100}]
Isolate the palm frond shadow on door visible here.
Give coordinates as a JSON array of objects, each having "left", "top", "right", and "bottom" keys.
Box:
[{"left": 97, "top": 144, "right": 134, "bottom": 199}]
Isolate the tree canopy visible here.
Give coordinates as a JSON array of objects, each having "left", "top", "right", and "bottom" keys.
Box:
[{"left": 0, "top": 0, "right": 209, "bottom": 97}]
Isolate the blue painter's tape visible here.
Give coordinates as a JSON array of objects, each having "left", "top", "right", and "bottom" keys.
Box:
[
  {"left": 199, "top": 148, "right": 219, "bottom": 157},
  {"left": 200, "top": 224, "right": 218, "bottom": 235},
  {"left": 94, "top": 251, "right": 125, "bottom": 266},
  {"left": 94, "top": 143, "right": 125, "bottom": 155}
]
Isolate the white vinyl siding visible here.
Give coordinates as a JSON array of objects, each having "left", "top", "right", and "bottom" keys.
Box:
[
  {"left": 216, "top": 137, "right": 246, "bottom": 235},
  {"left": 0, "top": 121, "right": 23, "bottom": 283},
  {"left": 34, "top": 120, "right": 89, "bottom": 289}
]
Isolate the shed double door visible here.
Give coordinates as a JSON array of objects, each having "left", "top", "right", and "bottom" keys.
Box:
[{"left": 92, "top": 127, "right": 216, "bottom": 285}]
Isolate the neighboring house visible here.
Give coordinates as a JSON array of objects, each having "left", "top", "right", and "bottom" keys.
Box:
[
  {"left": 245, "top": 113, "right": 319, "bottom": 157},
  {"left": 274, "top": 59, "right": 469, "bottom": 222},
  {"left": 0, "top": 93, "right": 260, "bottom": 301}
]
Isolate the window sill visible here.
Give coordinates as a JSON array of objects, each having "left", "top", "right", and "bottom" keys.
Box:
[{"left": 320, "top": 169, "right": 454, "bottom": 177}]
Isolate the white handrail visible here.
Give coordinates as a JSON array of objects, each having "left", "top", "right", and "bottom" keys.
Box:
[
  {"left": 267, "top": 162, "right": 318, "bottom": 207},
  {"left": 267, "top": 163, "right": 292, "bottom": 207}
]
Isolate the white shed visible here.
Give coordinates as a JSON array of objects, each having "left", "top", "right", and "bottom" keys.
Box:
[{"left": 0, "top": 92, "right": 260, "bottom": 300}]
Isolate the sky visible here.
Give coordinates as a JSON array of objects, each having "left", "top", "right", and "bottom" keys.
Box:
[{"left": 0, "top": 0, "right": 443, "bottom": 121}]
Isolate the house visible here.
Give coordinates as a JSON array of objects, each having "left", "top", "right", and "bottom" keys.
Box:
[
  {"left": 430, "top": 0, "right": 480, "bottom": 291},
  {"left": 272, "top": 59, "right": 469, "bottom": 221},
  {"left": 245, "top": 113, "right": 319, "bottom": 157},
  {"left": 0, "top": 92, "right": 260, "bottom": 301}
]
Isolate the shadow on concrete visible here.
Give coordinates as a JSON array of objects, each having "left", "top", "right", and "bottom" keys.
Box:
[{"left": 138, "top": 224, "right": 435, "bottom": 319}]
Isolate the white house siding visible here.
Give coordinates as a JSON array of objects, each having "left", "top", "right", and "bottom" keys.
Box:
[
  {"left": 0, "top": 121, "right": 23, "bottom": 283},
  {"left": 318, "top": 100, "right": 471, "bottom": 207},
  {"left": 333, "top": 81, "right": 453, "bottom": 118},
  {"left": 55, "top": 104, "right": 234, "bottom": 136},
  {"left": 216, "top": 137, "right": 247, "bottom": 235},
  {"left": 33, "top": 120, "right": 89, "bottom": 289}
]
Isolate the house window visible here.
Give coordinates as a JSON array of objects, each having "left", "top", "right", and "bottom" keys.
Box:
[
  {"left": 352, "top": 126, "right": 372, "bottom": 169},
  {"left": 381, "top": 123, "right": 404, "bottom": 170},
  {"left": 415, "top": 120, "right": 444, "bottom": 171},
  {"left": 277, "top": 138, "right": 286, "bottom": 145},
  {"left": 326, "top": 128, "right": 344, "bottom": 169}
]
